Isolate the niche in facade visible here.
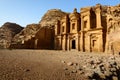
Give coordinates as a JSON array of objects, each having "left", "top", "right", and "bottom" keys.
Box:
[
  {"left": 72, "top": 23, "right": 75, "bottom": 30},
  {"left": 84, "top": 21, "right": 87, "bottom": 28}
]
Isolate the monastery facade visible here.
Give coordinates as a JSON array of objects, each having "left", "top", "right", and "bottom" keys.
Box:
[{"left": 54, "top": 4, "right": 107, "bottom": 52}]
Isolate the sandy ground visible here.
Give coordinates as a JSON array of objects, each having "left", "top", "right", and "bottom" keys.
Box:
[{"left": 0, "top": 50, "right": 120, "bottom": 80}]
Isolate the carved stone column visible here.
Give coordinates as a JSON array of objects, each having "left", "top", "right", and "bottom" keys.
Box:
[
  {"left": 76, "top": 34, "right": 78, "bottom": 51},
  {"left": 88, "top": 14, "right": 91, "bottom": 30},
  {"left": 80, "top": 16, "right": 84, "bottom": 51},
  {"left": 78, "top": 34, "right": 80, "bottom": 51},
  {"left": 96, "top": 9, "right": 102, "bottom": 28},
  {"left": 81, "top": 16, "right": 84, "bottom": 31},
  {"left": 59, "top": 36, "right": 62, "bottom": 50},
  {"left": 62, "top": 35, "right": 67, "bottom": 51},
  {"left": 87, "top": 34, "right": 91, "bottom": 52},
  {"left": 62, "top": 36, "right": 65, "bottom": 50},
  {"left": 80, "top": 31, "right": 84, "bottom": 51},
  {"left": 67, "top": 35, "right": 70, "bottom": 50},
  {"left": 77, "top": 34, "right": 80, "bottom": 51}
]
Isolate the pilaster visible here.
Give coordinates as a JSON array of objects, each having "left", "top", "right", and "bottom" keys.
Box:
[
  {"left": 67, "top": 36, "right": 70, "bottom": 50},
  {"left": 87, "top": 14, "right": 91, "bottom": 30},
  {"left": 87, "top": 34, "right": 91, "bottom": 52},
  {"left": 80, "top": 31, "right": 84, "bottom": 51},
  {"left": 95, "top": 5, "right": 102, "bottom": 28}
]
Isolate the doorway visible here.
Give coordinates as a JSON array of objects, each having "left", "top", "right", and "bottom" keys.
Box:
[
  {"left": 91, "top": 39, "right": 98, "bottom": 52},
  {"left": 72, "top": 40, "right": 76, "bottom": 49}
]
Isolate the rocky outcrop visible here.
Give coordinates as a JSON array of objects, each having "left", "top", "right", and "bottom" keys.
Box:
[
  {"left": 10, "top": 24, "right": 41, "bottom": 49},
  {"left": 0, "top": 22, "right": 23, "bottom": 48},
  {"left": 10, "top": 9, "right": 67, "bottom": 49},
  {"left": 105, "top": 4, "right": 120, "bottom": 54},
  {"left": 39, "top": 9, "right": 67, "bottom": 27}
]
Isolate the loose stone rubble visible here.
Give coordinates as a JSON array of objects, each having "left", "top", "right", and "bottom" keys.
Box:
[{"left": 62, "top": 54, "right": 120, "bottom": 80}]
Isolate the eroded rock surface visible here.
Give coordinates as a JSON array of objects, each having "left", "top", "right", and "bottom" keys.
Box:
[
  {"left": 10, "top": 24, "right": 41, "bottom": 49},
  {"left": 39, "top": 9, "right": 67, "bottom": 27},
  {"left": 10, "top": 9, "right": 67, "bottom": 49},
  {"left": 0, "top": 22, "right": 23, "bottom": 48},
  {"left": 106, "top": 4, "right": 120, "bottom": 54}
]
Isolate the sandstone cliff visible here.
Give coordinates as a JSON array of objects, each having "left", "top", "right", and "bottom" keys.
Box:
[
  {"left": 39, "top": 9, "right": 67, "bottom": 27},
  {"left": 0, "top": 22, "right": 23, "bottom": 48},
  {"left": 106, "top": 4, "right": 120, "bottom": 53},
  {"left": 10, "top": 9, "right": 67, "bottom": 49},
  {"left": 10, "top": 24, "right": 41, "bottom": 48}
]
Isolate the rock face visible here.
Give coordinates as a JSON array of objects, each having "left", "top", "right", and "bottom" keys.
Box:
[
  {"left": 39, "top": 9, "right": 67, "bottom": 27},
  {"left": 10, "top": 26, "right": 54, "bottom": 49},
  {"left": 0, "top": 22, "right": 23, "bottom": 49},
  {"left": 106, "top": 4, "right": 120, "bottom": 54},
  {"left": 10, "top": 24, "right": 41, "bottom": 49},
  {"left": 10, "top": 9, "right": 67, "bottom": 49},
  {"left": 34, "top": 27, "right": 54, "bottom": 49}
]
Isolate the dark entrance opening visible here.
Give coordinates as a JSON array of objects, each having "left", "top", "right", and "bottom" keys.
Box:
[{"left": 72, "top": 40, "right": 76, "bottom": 49}]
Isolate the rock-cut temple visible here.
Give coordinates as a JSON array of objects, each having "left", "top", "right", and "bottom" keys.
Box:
[{"left": 54, "top": 4, "right": 120, "bottom": 53}]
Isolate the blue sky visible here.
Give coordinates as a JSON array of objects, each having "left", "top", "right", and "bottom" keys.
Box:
[{"left": 0, "top": 0, "right": 119, "bottom": 27}]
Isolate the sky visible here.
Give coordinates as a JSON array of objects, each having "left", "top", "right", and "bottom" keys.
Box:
[{"left": 0, "top": 0, "right": 120, "bottom": 27}]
